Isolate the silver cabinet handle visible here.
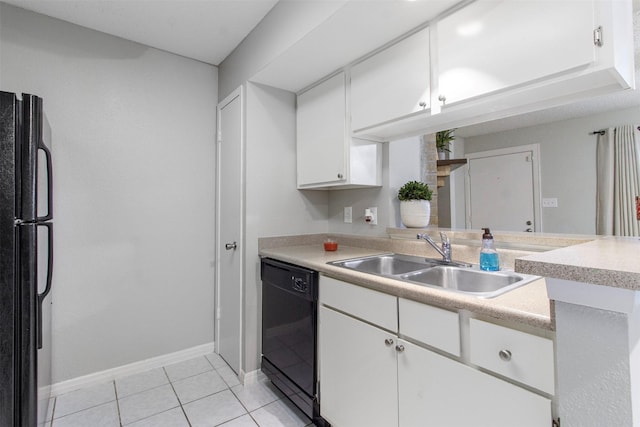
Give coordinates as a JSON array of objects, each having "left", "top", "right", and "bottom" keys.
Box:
[
  {"left": 498, "top": 349, "right": 512, "bottom": 361},
  {"left": 384, "top": 338, "right": 394, "bottom": 346},
  {"left": 438, "top": 94, "right": 447, "bottom": 105},
  {"left": 419, "top": 101, "right": 427, "bottom": 109},
  {"left": 337, "top": 173, "right": 344, "bottom": 179},
  {"left": 395, "top": 344, "right": 405, "bottom": 353},
  {"left": 225, "top": 242, "right": 237, "bottom": 250}
]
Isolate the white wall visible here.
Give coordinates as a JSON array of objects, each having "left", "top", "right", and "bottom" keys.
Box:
[
  {"left": 388, "top": 137, "right": 421, "bottom": 229},
  {"left": 464, "top": 107, "right": 639, "bottom": 234},
  {"left": 0, "top": 4, "right": 218, "bottom": 382},
  {"left": 244, "top": 82, "right": 328, "bottom": 372},
  {"left": 327, "top": 143, "right": 390, "bottom": 236}
]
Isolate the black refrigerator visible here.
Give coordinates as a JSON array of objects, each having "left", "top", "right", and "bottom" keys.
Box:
[{"left": 0, "top": 91, "right": 54, "bottom": 426}]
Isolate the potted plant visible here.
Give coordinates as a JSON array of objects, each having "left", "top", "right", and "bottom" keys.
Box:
[
  {"left": 398, "top": 180, "right": 432, "bottom": 228},
  {"left": 436, "top": 129, "right": 455, "bottom": 160}
]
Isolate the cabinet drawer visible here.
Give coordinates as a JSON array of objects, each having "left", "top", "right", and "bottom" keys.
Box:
[
  {"left": 320, "top": 276, "right": 397, "bottom": 332},
  {"left": 399, "top": 298, "right": 460, "bottom": 356},
  {"left": 469, "top": 319, "right": 554, "bottom": 394}
]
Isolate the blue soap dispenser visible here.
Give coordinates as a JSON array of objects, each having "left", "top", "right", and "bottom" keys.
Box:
[{"left": 480, "top": 228, "right": 500, "bottom": 271}]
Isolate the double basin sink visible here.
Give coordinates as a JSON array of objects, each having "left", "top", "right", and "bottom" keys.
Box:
[{"left": 328, "top": 254, "right": 539, "bottom": 298}]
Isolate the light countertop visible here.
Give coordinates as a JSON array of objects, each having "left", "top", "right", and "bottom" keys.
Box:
[
  {"left": 259, "top": 242, "right": 553, "bottom": 331},
  {"left": 515, "top": 237, "right": 640, "bottom": 290}
]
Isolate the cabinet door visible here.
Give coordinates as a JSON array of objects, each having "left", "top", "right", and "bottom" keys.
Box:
[
  {"left": 319, "top": 306, "right": 398, "bottom": 427},
  {"left": 297, "top": 72, "right": 347, "bottom": 187},
  {"left": 437, "top": 0, "right": 594, "bottom": 106},
  {"left": 397, "top": 339, "right": 551, "bottom": 427},
  {"left": 351, "top": 27, "right": 430, "bottom": 132}
]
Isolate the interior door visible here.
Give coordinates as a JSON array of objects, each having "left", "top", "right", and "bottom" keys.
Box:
[
  {"left": 216, "top": 88, "right": 243, "bottom": 375},
  {"left": 466, "top": 145, "right": 540, "bottom": 232}
]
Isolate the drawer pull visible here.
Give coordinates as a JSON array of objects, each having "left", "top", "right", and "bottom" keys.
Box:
[
  {"left": 395, "top": 344, "right": 405, "bottom": 353},
  {"left": 498, "top": 349, "right": 512, "bottom": 361},
  {"left": 384, "top": 338, "right": 394, "bottom": 346}
]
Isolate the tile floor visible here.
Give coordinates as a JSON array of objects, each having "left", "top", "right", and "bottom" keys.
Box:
[{"left": 42, "top": 353, "right": 314, "bottom": 427}]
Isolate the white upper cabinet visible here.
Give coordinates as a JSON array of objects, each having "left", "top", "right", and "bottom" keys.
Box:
[
  {"left": 297, "top": 72, "right": 381, "bottom": 189},
  {"left": 436, "top": 0, "right": 595, "bottom": 107},
  {"left": 297, "top": 72, "right": 347, "bottom": 187},
  {"left": 347, "top": 0, "right": 633, "bottom": 140},
  {"left": 350, "top": 27, "right": 430, "bottom": 133}
]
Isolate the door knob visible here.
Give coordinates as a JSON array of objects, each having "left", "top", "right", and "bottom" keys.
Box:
[
  {"left": 225, "top": 242, "right": 237, "bottom": 250},
  {"left": 384, "top": 338, "right": 394, "bottom": 346},
  {"left": 395, "top": 344, "right": 405, "bottom": 352},
  {"left": 526, "top": 220, "right": 532, "bottom": 225}
]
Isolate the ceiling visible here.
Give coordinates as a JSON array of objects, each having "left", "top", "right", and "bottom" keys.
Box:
[
  {"left": 3, "top": 0, "right": 639, "bottom": 136},
  {"left": 1, "top": 0, "right": 279, "bottom": 65}
]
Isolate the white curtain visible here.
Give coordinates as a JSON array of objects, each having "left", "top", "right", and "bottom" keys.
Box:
[{"left": 596, "top": 125, "right": 640, "bottom": 236}]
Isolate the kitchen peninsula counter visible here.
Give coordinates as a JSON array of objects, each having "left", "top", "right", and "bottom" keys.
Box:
[
  {"left": 259, "top": 235, "right": 553, "bottom": 332},
  {"left": 515, "top": 236, "right": 640, "bottom": 290}
]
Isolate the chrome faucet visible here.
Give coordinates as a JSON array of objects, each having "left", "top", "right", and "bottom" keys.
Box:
[{"left": 417, "top": 232, "right": 451, "bottom": 263}]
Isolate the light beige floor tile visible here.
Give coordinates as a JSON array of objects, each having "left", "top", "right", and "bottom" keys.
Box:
[
  {"left": 216, "top": 365, "right": 241, "bottom": 387},
  {"left": 231, "top": 380, "right": 283, "bottom": 412},
  {"left": 118, "top": 384, "right": 180, "bottom": 425},
  {"left": 125, "top": 407, "right": 189, "bottom": 427},
  {"left": 205, "top": 352, "right": 229, "bottom": 369},
  {"left": 54, "top": 382, "right": 116, "bottom": 419},
  {"left": 172, "top": 370, "right": 228, "bottom": 404},
  {"left": 183, "top": 390, "right": 246, "bottom": 427},
  {"left": 219, "top": 414, "right": 259, "bottom": 426},
  {"left": 51, "top": 401, "right": 119, "bottom": 427},
  {"left": 116, "top": 368, "right": 169, "bottom": 398},
  {"left": 164, "top": 356, "right": 213, "bottom": 382},
  {"left": 250, "top": 399, "right": 311, "bottom": 427}
]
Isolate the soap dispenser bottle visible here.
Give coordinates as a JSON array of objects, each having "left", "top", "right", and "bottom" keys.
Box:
[{"left": 479, "top": 228, "right": 499, "bottom": 271}]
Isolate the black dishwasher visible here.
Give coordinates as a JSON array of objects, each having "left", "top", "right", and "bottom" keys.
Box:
[{"left": 261, "top": 258, "right": 327, "bottom": 425}]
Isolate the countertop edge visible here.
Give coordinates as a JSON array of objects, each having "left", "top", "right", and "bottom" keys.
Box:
[{"left": 514, "top": 237, "right": 640, "bottom": 290}]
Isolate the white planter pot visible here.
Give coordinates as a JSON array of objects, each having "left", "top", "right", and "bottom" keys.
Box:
[{"left": 400, "top": 200, "right": 431, "bottom": 228}]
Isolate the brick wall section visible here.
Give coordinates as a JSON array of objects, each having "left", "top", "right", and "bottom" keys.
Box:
[{"left": 421, "top": 134, "right": 438, "bottom": 225}]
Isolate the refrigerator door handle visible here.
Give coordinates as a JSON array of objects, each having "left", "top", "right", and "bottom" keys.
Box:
[
  {"left": 37, "top": 222, "right": 53, "bottom": 301},
  {"left": 36, "top": 140, "right": 53, "bottom": 222},
  {"left": 36, "top": 222, "right": 53, "bottom": 350}
]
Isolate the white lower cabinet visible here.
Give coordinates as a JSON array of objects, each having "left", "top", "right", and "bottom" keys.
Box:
[
  {"left": 398, "top": 339, "right": 551, "bottom": 427},
  {"left": 319, "top": 277, "right": 553, "bottom": 427},
  {"left": 319, "top": 306, "right": 398, "bottom": 427}
]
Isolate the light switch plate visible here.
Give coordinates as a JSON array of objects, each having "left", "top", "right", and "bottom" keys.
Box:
[
  {"left": 344, "top": 207, "right": 352, "bottom": 223},
  {"left": 543, "top": 198, "right": 558, "bottom": 208}
]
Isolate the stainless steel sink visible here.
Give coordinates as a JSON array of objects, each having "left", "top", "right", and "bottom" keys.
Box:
[
  {"left": 331, "top": 254, "right": 442, "bottom": 275},
  {"left": 400, "top": 266, "right": 538, "bottom": 298},
  {"left": 328, "top": 254, "right": 539, "bottom": 298}
]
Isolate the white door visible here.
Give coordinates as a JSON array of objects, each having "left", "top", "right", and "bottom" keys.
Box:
[
  {"left": 466, "top": 145, "right": 541, "bottom": 232},
  {"left": 216, "top": 88, "right": 243, "bottom": 374}
]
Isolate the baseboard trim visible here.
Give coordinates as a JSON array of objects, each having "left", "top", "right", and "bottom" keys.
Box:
[
  {"left": 50, "top": 342, "right": 215, "bottom": 397},
  {"left": 241, "top": 368, "right": 264, "bottom": 385}
]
